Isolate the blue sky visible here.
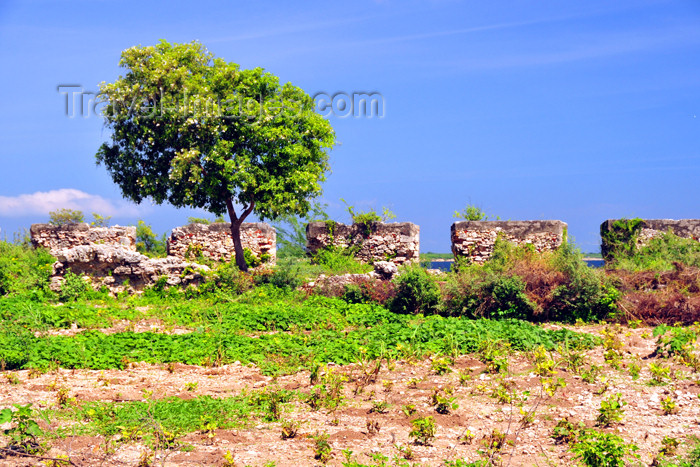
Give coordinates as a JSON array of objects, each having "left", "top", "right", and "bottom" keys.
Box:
[{"left": 0, "top": 0, "right": 698, "bottom": 253}]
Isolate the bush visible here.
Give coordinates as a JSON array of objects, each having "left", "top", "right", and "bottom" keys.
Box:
[
  {"left": 199, "top": 261, "right": 254, "bottom": 296},
  {"left": 611, "top": 232, "right": 700, "bottom": 271},
  {"left": 342, "top": 278, "right": 396, "bottom": 306},
  {"left": 48, "top": 208, "right": 84, "bottom": 226},
  {"left": 570, "top": 430, "right": 638, "bottom": 467},
  {"left": 135, "top": 221, "right": 167, "bottom": 258},
  {"left": 0, "top": 241, "right": 54, "bottom": 298},
  {"left": 390, "top": 264, "right": 439, "bottom": 314},
  {"left": 312, "top": 246, "right": 373, "bottom": 275},
  {"left": 58, "top": 270, "right": 92, "bottom": 302},
  {"left": 254, "top": 262, "right": 303, "bottom": 290},
  {"left": 91, "top": 213, "right": 112, "bottom": 227},
  {"left": 439, "top": 238, "right": 617, "bottom": 323}
]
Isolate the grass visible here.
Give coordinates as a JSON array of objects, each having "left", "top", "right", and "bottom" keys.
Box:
[{"left": 47, "top": 391, "right": 293, "bottom": 443}]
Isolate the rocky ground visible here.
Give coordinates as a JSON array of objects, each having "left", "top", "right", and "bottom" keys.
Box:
[{"left": 1, "top": 323, "right": 699, "bottom": 466}]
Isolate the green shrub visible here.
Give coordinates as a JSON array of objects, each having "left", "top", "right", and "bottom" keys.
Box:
[
  {"left": 135, "top": 220, "right": 167, "bottom": 258},
  {"left": 612, "top": 231, "right": 700, "bottom": 271},
  {"left": 482, "top": 275, "right": 535, "bottom": 320},
  {"left": 312, "top": 246, "right": 373, "bottom": 275},
  {"left": 243, "top": 248, "right": 270, "bottom": 269},
  {"left": 453, "top": 204, "right": 496, "bottom": 221},
  {"left": 58, "top": 270, "right": 92, "bottom": 302},
  {"left": 440, "top": 238, "right": 617, "bottom": 323},
  {"left": 187, "top": 217, "right": 211, "bottom": 225},
  {"left": 409, "top": 416, "right": 436, "bottom": 445},
  {"left": 48, "top": 208, "right": 84, "bottom": 225},
  {"left": 90, "top": 212, "right": 112, "bottom": 227},
  {"left": 200, "top": 261, "right": 254, "bottom": 295},
  {"left": 390, "top": 264, "right": 439, "bottom": 314},
  {"left": 0, "top": 241, "right": 54, "bottom": 298},
  {"left": 570, "top": 430, "right": 638, "bottom": 467},
  {"left": 254, "top": 263, "right": 303, "bottom": 290},
  {"left": 601, "top": 218, "right": 644, "bottom": 261},
  {"left": 548, "top": 242, "right": 619, "bottom": 322}
]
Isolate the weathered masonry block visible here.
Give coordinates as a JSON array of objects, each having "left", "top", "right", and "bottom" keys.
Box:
[
  {"left": 167, "top": 222, "right": 276, "bottom": 264},
  {"left": 30, "top": 223, "right": 206, "bottom": 294},
  {"left": 30, "top": 223, "right": 136, "bottom": 254},
  {"left": 306, "top": 221, "right": 420, "bottom": 265},
  {"left": 451, "top": 220, "right": 567, "bottom": 264},
  {"left": 600, "top": 219, "right": 700, "bottom": 260}
]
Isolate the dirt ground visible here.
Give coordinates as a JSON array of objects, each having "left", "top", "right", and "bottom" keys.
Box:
[{"left": 1, "top": 323, "right": 699, "bottom": 466}]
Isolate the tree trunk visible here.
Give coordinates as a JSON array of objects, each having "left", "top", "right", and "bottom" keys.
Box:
[
  {"left": 229, "top": 220, "right": 248, "bottom": 272},
  {"left": 225, "top": 197, "right": 255, "bottom": 272}
]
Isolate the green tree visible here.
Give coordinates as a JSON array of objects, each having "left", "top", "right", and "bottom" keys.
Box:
[{"left": 96, "top": 40, "right": 335, "bottom": 271}]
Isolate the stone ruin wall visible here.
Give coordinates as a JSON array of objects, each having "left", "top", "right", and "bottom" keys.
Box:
[
  {"left": 306, "top": 221, "right": 420, "bottom": 265},
  {"left": 451, "top": 220, "right": 568, "bottom": 264},
  {"left": 29, "top": 222, "right": 276, "bottom": 293},
  {"left": 167, "top": 222, "right": 276, "bottom": 264},
  {"left": 600, "top": 219, "right": 700, "bottom": 260},
  {"left": 30, "top": 223, "right": 136, "bottom": 252}
]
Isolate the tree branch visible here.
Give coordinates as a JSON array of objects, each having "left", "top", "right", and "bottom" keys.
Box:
[{"left": 0, "top": 447, "right": 77, "bottom": 466}]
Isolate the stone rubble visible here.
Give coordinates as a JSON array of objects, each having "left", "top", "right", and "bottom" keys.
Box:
[{"left": 51, "top": 244, "right": 209, "bottom": 294}]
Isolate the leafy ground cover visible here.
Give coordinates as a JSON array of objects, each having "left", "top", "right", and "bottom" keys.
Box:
[
  {"left": 1, "top": 230, "right": 700, "bottom": 465},
  {"left": 0, "top": 291, "right": 598, "bottom": 375},
  {"left": 0, "top": 322, "right": 699, "bottom": 466}
]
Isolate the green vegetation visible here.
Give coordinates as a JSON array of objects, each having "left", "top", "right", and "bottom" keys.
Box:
[
  {"left": 312, "top": 246, "right": 374, "bottom": 275},
  {"left": 602, "top": 218, "right": 644, "bottom": 261},
  {"left": 135, "top": 220, "right": 167, "bottom": 258},
  {"left": 603, "top": 218, "right": 700, "bottom": 271},
  {"left": 4, "top": 213, "right": 700, "bottom": 465},
  {"left": 453, "top": 204, "right": 494, "bottom": 221},
  {"left": 441, "top": 238, "right": 618, "bottom": 322},
  {"left": 341, "top": 199, "right": 396, "bottom": 226},
  {"left": 0, "top": 291, "right": 599, "bottom": 374},
  {"left": 610, "top": 231, "right": 700, "bottom": 271},
  {"left": 420, "top": 252, "right": 454, "bottom": 261},
  {"left": 1, "top": 403, "right": 42, "bottom": 454},
  {"left": 390, "top": 264, "right": 440, "bottom": 314},
  {"left": 409, "top": 416, "right": 436, "bottom": 445},
  {"left": 91, "top": 212, "right": 112, "bottom": 227},
  {"left": 48, "top": 208, "right": 85, "bottom": 226},
  {"left": 97, "top": 40, "right": 335, "bottom": 271},
  {"left": 0, "top": 240, "right": 54, "bottom": 299},
  {"left": 570, "top": 429, "right": 638, "bottom": 467}
]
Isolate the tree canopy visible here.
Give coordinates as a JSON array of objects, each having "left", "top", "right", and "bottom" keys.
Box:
[{"left": 96, "top": 40, "right": 335, "bottom": 270}]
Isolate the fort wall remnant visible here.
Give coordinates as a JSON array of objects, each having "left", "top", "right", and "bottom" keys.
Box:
[
  {"left": 167, "top": 222, "right": 276, "bottom": 264},
  {"left": 451, "top": 220, "right": 567, "bottom": 264},
  {"left": 30, "top": 223, "right": 136, "bottom": 254},
  {"left": 600, "top": 219, "right": 700, "bottom": 260},
  {"left": 306, "top": 221, "right": 420, "bottom": 265}
]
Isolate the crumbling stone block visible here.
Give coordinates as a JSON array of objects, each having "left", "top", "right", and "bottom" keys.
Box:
[
  {"left": 167, "top": 222, "right": 276, "bottom": 264},
  {"left": 451, "top": 220, "right": 567, "bottom": 264},
  {"left": 306, "top": 221, "right": 419, "bottom": 265}
]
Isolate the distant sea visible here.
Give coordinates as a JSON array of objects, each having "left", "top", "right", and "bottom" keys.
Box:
[{"left": 428, "top": 258, "right": 605, "bottom": 271}]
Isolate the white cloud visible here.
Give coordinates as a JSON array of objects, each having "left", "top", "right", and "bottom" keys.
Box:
[{"left": 0, "top": 189, "right": 144, "bottom": 218}]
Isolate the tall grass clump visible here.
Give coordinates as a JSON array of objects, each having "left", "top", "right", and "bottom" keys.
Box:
[
  {"left": 440, "top": 237, "right": 618, "bottom": 323},
  {"left": 312, "top": 246, "right": 373, "bottom": 275}
]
